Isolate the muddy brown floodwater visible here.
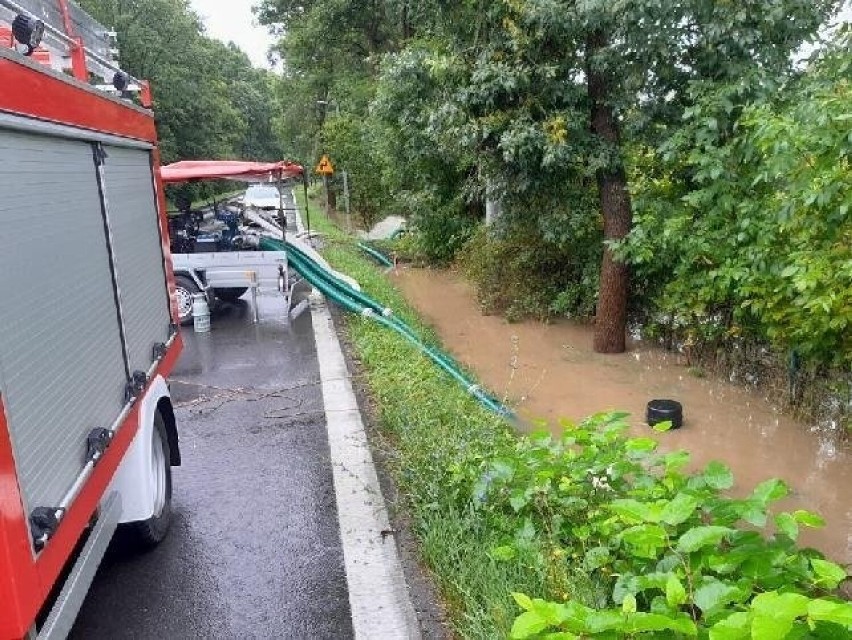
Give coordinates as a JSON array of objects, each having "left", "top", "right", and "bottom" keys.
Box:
[{"left": 392, "top": 266, "right": 851, "bottom": 565}]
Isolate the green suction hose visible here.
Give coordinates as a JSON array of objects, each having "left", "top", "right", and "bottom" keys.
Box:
[
  {"left": 262, "top": 235, "right": 511, "bottom": 417},
  {"left": 357, "top": 242, "right": 394, "bottom": 268},
  {"left": 282, "top": 239, "right": 504, "bottom": 409}
]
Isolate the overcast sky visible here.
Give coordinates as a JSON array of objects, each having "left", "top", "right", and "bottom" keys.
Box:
[{"left": 189, "top": 0, "right": 276, "bottom": 68}]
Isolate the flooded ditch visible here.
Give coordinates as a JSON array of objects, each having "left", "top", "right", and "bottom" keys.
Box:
[{"left": 393, "top": 266, "right": 851, "bottom": 565}]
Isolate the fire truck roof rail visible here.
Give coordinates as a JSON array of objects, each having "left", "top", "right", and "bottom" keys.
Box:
[{"left": 0, "top": 0, "right": 145, "bottom": 96}]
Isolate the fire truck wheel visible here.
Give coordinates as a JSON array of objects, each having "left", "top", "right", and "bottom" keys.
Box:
[
  {"left": 129, "top": 412, "right": 172, "bottom": 548},
  {"left": 175, "top": 274, "right": 200, "bottom": 325}
]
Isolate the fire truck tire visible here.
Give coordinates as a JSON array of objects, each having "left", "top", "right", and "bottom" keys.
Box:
[
  {"left": 175, "top": 274, "right": 200, "bottom": 325},
  {"left": 129, "top": 412, "right": 172, "bottom": 548},
  {"left": 214, "top": 287, "right": 248, "bottom": 302}
]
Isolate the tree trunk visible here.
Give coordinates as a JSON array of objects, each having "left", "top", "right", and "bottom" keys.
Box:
[{"left": 587, "top": 30, "right": 633, "bottom": 354}]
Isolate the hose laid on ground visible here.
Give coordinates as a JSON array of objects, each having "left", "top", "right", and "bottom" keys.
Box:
[
  {"left": 266, "top": 236, "right": 485, "bottom": 386},
  {"left": 259, "top": 236, "right": 510, "bottom": 417},
  {"left": 357, "top": 242, "right": 394, "bottom": 268}
]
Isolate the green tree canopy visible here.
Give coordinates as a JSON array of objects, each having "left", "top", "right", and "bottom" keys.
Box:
[{"left": 79, "top": 0, "right": 285, "bottom": 164}]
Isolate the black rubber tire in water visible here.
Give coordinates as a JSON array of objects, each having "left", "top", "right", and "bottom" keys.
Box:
[
  {"left": 214, "top": 287, "right": 248, "bottom": 303},
  {"left": 646, "top": 399, "right": 683, "bottom": 429},
  {"left": 174, "top": 274, "right": 200, "bottom": 326},
  {"left": 128, "top": 412, "right": 173, "bottom": 549}
]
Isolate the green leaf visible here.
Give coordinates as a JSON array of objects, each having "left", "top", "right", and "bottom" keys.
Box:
[
  {"left": 704, "top": 461, "right": 734, "bottom": 490},
  {"left": 752, "top": 591, "right": 809, "bottom": 621},
  {"left": 613, "top": 573, "right": 639, "bottom": 604},
  {"left": 623, "top": 593, "right": 637, "bottom": 614},
  {"left": 752, "top": 614, "right": 794, "bottom": 640},
  {"left": 808, "top": 599, "right": 852, "bottom": 628},
  {"left": 694, "top": 579, "right": 742, "bottom": 615},
  {"left": 491, "top": 545, "right": 517, "bottom": 561},
  {"left": 666, "top": 573, "right": 687, "bottom": 607},
  {"left": 792, "top": 510, "right": 825, "bottom": 528},
  {"left": 664, "top": 450, "right": 691, "bottom": 472},
  {"left": 774, "top": 512, "right": 799, "bottom": 540},
  {"left": 667, "top": 615, "right": 698, "bottom": 635},
  {"left": 583, "top": 546, "right": 611, "bottom": 571},
  {"left": 541, "top": 633, "right": 578, "bottom": 640},
  {"left": 585, "top": 610, "right": 624, "bottom": 633},
  {"left": 811, "top": 558, "right": 847, "bottom": 588},
  {"left": 624, "top": 612, "right": 697, "bottom": 635},
  {"left": 677, "top": 526, "right": 733, "bottom": 553},
  {"left": 652, "top": 420, "right": 674, "bottom": 432},
  {"left": 709, "top": 612, "right": 750, "bottom": 640},
  {"left": 609, "top": 499, "right": 659, "bottom": 523},
  {"left": 511, "top": 610, "right": 549, "bottom": 639},
  {"left": 626, "top": 437, "right": 658, "bottom": 452},
  {"left": 737, "top": 500, "right": 768, "bottom": 527},
  {"left": 660, "top": 493, "right": 699, "bottom": 526},
  {"left": 752, "top": 479, "right": 788, "bottom": 506},
  {"left": 531, "top": 600, "right": 573, "bottom": 626},
  {"left": 512, "top": 592, "right": 535, "bottom": 611},
  {"left": 621, "top": 524, "right": 669, "bottom": 557}
]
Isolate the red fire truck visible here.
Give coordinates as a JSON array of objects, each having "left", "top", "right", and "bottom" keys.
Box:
[{"left": 0, "top": 1, "right": 182, "bottom": 637}]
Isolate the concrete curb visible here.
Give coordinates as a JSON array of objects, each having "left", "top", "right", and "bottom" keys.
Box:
[{"left": 295, "top": 189, "right": 421, "bottom": 639}]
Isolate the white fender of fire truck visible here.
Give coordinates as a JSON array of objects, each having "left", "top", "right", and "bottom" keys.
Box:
[{"left": 110, "top": 375, "right": 172, "bottom": 523}]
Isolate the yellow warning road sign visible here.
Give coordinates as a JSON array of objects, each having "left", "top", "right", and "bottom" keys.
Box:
[{"left": 315, "top": 155, "right": 334, "bottom": 175}]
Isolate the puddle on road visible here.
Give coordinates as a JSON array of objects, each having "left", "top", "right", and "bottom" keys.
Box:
[{"left": 393, "top": 267, "right": 851, "bottom": 564}]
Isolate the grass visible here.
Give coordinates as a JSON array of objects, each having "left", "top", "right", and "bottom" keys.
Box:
[{"left": 296, "top": 189, "right": 556, "bottom": 638}]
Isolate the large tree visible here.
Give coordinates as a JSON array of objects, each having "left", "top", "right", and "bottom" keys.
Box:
[{"left": 441, "top": 0, "right": 838, "bottom": 352}]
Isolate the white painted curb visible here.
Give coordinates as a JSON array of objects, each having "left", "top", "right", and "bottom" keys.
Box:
[{"left": 295, "top": 190, "right": 421, "bottom": 639}]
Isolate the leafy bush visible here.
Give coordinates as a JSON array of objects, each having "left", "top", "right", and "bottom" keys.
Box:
[
  {"left": 472, "top": 415, "right": 851, "bottom": 638},
  {"left": 408, "top": 199, "right": 480, "bottom": 265},
  {"left": 459, "top": 223, "right": 600, "bottom": 322},
  {"left": 623, "top": 46, "right": 852, "bottom": 368}
]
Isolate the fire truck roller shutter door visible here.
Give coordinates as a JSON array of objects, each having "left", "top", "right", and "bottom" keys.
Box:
[
  {"left": 0, "top": 127, "right": 128, "bottom": 517},
  {"left": 100, "top": 145, "right": 172, "bottom": 375}
]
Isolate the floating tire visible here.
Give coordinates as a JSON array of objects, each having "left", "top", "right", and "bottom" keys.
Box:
[{"left": 646, "top": 399, "right": 683, "bottom": 429}]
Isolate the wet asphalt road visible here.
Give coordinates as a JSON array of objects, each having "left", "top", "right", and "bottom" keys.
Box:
[{"left": 71, "top": 293, "right": 355, "bottom": 639}]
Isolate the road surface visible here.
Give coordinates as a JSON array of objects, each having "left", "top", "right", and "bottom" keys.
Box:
[{"left": 71, "top": 293, "right": 355, "bottom": 638}]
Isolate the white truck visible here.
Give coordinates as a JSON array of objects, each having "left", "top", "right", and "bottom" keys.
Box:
[{"left": 0, "top": 2, "right": 182, "bottom": 637}]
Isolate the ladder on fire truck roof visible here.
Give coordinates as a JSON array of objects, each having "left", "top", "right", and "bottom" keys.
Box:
[{"left": 0, "top": 0, "right": 150, "bottom": 104}]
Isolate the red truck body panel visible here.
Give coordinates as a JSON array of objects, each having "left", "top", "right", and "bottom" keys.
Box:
[{"left": 0, "top": 55, "right": 182, "bottom": 639}]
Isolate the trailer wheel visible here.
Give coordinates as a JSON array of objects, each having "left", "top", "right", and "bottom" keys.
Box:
[
  {"left": 214, "top": 287, "right": 248, "bottom": 303},
  {"left": 174, "top": 274, "right": 200, "bottom": 325},
  {"left": 129, "top": 412, "right": 172, "bottom": 549}
]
